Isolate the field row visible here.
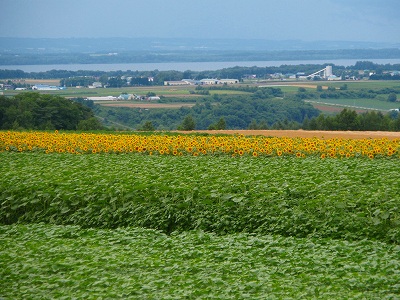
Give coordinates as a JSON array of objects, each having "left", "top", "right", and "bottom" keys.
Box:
[
  {"left": 1, "top": 131, "right": 400, "bottom": 159},
  {"left": 1, "top": 152, "right": 399, "bottom": 243},
  {"left": 1, "top": 223, "right": 399, "bottom": 299}
]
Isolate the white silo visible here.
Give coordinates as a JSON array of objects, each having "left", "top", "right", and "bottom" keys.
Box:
[{"left": 324, "top": 65, "right": 333, "bottom": 78}]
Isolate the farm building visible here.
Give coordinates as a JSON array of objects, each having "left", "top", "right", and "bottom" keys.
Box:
[
  {"left": 86, "top": 96, "right": 117, "bottom": 101},
  {"left": 218, "top": 79, "right": 239, "bottom": 84},
  {"left": 200, "top": 79, "right": 219, "bottom": 85},
  {"left": 89, "top": 82, "right": 103, "bottom": 88},
  {"left": 327, "top": 75, "right": 341, "bottom": 81},
  {"left": 32, "top": 84, "right": 65, "bottom": 91},
  {"left": 147, "top": 96, "right": 161, "bottom": 101},
  {"left": 117, "top": 93, "right": 135, "bottom": 100},
  {"left": 164, "top": 80, "right": 191, "bottom": 86},
  {"left": 164, "top": 79, "right": 199, "bottom": 86},
  {"left": 182, "top": 79, "right": 200, "bottom": 85}
]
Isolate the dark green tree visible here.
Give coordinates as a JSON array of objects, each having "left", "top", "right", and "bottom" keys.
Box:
[
  {"left": 388, "top": 93, "right": 397, "bottom": 102},
  {"left": 335, "top": 109, "right": 360, "bottom": 130},
  {"left": 107, "top": 76, "right": 125, "bottom": 88},
  {"left": 208, "top": 117, "right": 226, "bottom": 130},
  {"left": 77, "top": 117, "right": 104, "bottom": 131},
  {"left": 298, "top": 87, "right": 307, "bottom": 93},
  {"left": 146, "top": 92, "right": 156, "bottom": 97},
  {"left": 327, "top": 86, "right": 336, "bottom": 92},
  {"left": 178, "top": 115, "right": 195, "bottom": 131},
  {"left": 215, "top": 117, "right": 226, "bottom": 130},
  {"left": 139, "top": 121, "right": 155, "bottom": 131}
]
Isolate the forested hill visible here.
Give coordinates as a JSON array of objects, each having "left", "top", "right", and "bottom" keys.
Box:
[
  {"left": 0, "top": 93, "right": 103, "bottom": 130},
  {"left": 94, "top": 90, "right": 320, "bottom": 131}
]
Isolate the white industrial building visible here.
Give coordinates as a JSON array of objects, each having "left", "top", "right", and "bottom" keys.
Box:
[
  {"left": 307, "top": 65, "right": 340, "bottom": 80},
  {"left": 32, "top": 84, "right": 65, "bottom": 90},
  {"left": 218, "top": 79, "right": 239, "bottom": 84}
]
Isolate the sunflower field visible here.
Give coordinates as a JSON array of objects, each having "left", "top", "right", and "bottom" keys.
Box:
[
  {"left": 1, "top": 130, "right": 399, "bottom": 158},
  {"left": 1, "top": 130, "right": 400, "bottom": 299}
]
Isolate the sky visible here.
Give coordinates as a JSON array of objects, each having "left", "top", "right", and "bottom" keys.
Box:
[{"left": 1, "top": 0, "right": 399, "bottom": 43}]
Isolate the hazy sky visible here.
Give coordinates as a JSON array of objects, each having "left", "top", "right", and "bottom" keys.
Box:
[{"left": 1, "top": 0, "right": 399, "bottom": 42}]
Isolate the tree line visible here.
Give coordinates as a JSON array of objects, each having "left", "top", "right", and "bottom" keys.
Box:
[
  {"left": 295, "top": 85, "right": 400, "bottom": 102},
  {"left": 304, "top": 109, "right": 400, "bottom": 131}
]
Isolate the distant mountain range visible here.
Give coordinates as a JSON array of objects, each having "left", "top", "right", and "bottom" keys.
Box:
[{"left": 1, "top": 37, "right": 399, "bottom": 53}]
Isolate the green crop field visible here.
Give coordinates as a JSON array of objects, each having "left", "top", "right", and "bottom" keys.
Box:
[
  {"left": 306, "top": 98, "right": 400, "bottom": 111},
  {"left": 3, "top": 86, "right": 198, "bottom": 98},
  {"left": 325, "top": 80, "right": 400, "bottom": 90},
  {"left": 1, "top": 150, "right": 400, "bottom": 299},
  {"left": 2, "top": 224, "right": 399, "bottom": 299}
]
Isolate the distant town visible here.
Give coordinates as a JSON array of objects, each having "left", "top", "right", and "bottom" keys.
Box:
[{"left": 1, "top": 62, "right": 400, "bottom": 94}]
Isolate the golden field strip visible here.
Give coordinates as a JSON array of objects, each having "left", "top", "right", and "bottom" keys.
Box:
[{"left": 1, "top": 131, "right": 399, "bottom": 159}]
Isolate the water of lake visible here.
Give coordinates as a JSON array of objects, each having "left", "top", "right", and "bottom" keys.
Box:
[{"left": 2, "top": 58, "right": 400, "bottom": 72}]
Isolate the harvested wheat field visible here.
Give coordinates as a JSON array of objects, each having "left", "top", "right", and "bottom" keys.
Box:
[{"left": 187, "top": 130, "right": 400, "bottom": 140}]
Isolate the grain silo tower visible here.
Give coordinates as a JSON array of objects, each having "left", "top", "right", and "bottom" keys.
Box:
[{"left": 324, "top": 65, "right": 333, "bottom": 78}]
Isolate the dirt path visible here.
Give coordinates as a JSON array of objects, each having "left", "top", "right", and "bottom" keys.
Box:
[
  {"left": 180, "top": 130, "right": 400, "bottom": 140},
  {"left": 102, "top": 103, "right": 196, "bottom": 109},
  {"left": 259, "top": 83, "right": 329, "bottom": 89}
]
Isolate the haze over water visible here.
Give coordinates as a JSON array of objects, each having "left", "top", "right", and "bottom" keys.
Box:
[{"left": 3, "top": 59, "right": 400, "bottom": 73}]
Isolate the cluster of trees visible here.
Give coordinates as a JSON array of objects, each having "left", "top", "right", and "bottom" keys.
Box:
[
  {"left": 295, "top": 85, "right": 400, "bottom": 102},
  {"left": 303, "top": 109, "right": 400, "bottom": 131},
  {"left": 98, "top": 94, "right": 400, "bottom": 132},
  {"left": 370, "top": 74, "right": 400, "bottom": 80},
  {"left": 60, "top": 76, "right": 97, "bottom": 87},
  {"left": 0, "top": 93, "right": 103, "bottom": 130},
  {"left": 95, "top": 91, "right": 319, "bottom": 131}
]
